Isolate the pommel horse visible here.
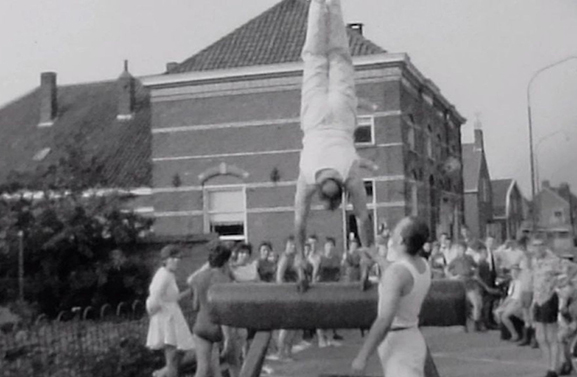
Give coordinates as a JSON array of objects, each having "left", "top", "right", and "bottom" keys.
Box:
[{"left": 208, "top": 280, "right": 467, "bottom": 377}]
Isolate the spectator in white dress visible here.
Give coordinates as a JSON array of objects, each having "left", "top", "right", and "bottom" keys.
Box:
[{"left": 146, "top": 245, "right": 195, "bottom": 377}]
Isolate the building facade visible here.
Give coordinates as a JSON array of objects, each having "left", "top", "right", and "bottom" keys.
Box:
[
  {"left": 143, "top": 0, "right": 466, "bottom": 248},
  {"left": 0, "top": 0, "right": 466, "bottom": 251},
  {"left": 534, "top": 181, "right": 577, "bottom": 252}
]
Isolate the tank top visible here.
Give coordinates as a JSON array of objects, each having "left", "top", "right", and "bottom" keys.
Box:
[
  {"left": 282, "top": 254, "right": 299, "bottom": 283},
  {"left": 299, "top": 129, "right": 359, "bottom": 185},
  {"left": 379, "top": 258, "right": 431, "bottom": 329},
  {"left": 319, "top": 254, "right": 342, "bottom": 282}
]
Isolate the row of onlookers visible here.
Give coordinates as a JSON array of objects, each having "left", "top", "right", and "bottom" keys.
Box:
[{"left": 425, "top": 230, "right": 577, "bottom": 377}]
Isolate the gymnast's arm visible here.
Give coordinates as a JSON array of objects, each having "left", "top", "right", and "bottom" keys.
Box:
[{"left": 294, "top": 174, "right": 317, "bottom": 262}]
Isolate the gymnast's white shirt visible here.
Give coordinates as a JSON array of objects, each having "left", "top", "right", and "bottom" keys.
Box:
[
  {"left": 379, "top": 258, "right": 431, "bottom": 329},
  {"left": 299, "top": 128, "right": 359, "bottom": 185}
]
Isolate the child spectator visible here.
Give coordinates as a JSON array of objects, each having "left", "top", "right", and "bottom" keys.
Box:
[
  {"left": 429, "top": 242, "right": 446, "bottom": 279},
  {"left": 312, "top": 237, "right": 343, "bottom": 348},
  {"left": 342, "top": 238, "right": 362, "bottom": 282},
  {"left": 446, "top": 241, "right": 484, "bottom": 331},
  {"left": 189, "top": 242, "right": 240, "bottom": 377},
  {"left": 230, "top": 242, "right": 260, "bottom": 283},
  {"left": 146, "top": 245, "right": 195, "bottom": 377},
  {"left": 257, "top": 242, "right": 277, "bottom": 282},
  {"left": 556, "top": 272, "right": 577, "bottom": 376},
  {"left": 268, "top": 236, "right": 303, "bottom": 361},
  {"left": 494, "top": 264, "right": 523, "bottom": 341}
]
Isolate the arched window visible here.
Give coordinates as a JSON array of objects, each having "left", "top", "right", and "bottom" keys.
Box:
[{"left": 201, "top": 163, "right": 249, "bottom": 241}]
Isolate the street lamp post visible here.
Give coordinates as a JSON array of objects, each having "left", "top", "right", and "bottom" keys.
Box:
[
  {"left": 526, "top": 56, "right": 577, "bottom": 232},
  {"left": 534, "top": 130, "right": 570, "bottom": 188}
]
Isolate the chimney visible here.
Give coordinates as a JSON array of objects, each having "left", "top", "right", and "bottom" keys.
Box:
[
  {"left": 559, "top": 182, "right": 571, "bottom": 199},
  {"left": 117, "top": 60, "right": 135, "bottom": 121},
  {"left": 39, "top": 72, "right": 57, "bottom": 126},
  {"left": 166, "top": 62, "right": 178, "bottom": 73},
  {"left": 347, "top": 23, "right": 364, "bottom": 36},
  {"left": 542, "top": 180, "right": 550, "bottom": 189},
  {"left": 473, "top": 116, "right": 484, "bottom": 151}
]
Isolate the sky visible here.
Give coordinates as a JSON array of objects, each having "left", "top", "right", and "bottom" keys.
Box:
[{"left": 0, "top": 0, "right": 576, "bottom": 197}]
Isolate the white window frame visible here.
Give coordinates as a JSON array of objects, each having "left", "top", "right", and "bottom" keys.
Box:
[
  {"left": 553, "top": 210, "right": 564, "bottom": 223},
  {"left": 203, "top": 184, "right": 247, "bottom": 241},
  {"left": 355, "top": 115, "right": 376, "bottom": 146},
  {"left": 408, "top": 127, "right": 416, "bottom": 151}
]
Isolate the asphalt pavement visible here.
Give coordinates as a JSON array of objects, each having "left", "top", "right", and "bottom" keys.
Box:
[{"left": 263, "top": 327, "right": 548, "bottom": 377}]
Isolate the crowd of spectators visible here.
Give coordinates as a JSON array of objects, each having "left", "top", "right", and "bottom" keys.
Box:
[
  {"left": 143, "top": 224, "right": 577, "bottom": 377},
  {"left": 423, "top": 228, "right": 577, "bottom": 377}
]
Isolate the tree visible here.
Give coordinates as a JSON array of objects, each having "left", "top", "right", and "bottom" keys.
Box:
[{"left": 0, "top": 142, "right": 153, "bottom": 316}]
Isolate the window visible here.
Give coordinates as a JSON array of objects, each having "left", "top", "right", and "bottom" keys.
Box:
[
  {"left": 204, "top": 186, "right": 246, "bottom": 241},
  {"left": 345, "top": 180, "right": 374, "bottom": 206},
  {"left": 364, "top": 180, "right": 374, "bottom": 203},
  {"left": 426, "top": 125, "right": 433, "bottom": 159},
  {"left": 344, "top": 179, "right": 377, "bottom": 244},
  {"left": 553, "top": 210, "right": 564, "bottom": 224},
  {"left": 408, "top": 127, "right": 416, "bottom": 150},
  {"left": 355, "top": 115, "right": 375, "bottom": 145}
]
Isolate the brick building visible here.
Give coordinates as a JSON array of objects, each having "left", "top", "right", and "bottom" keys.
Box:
[
  {"left": 142, "top": 0, "right": 466, "bottom": 248},
  {"left": 462, "top": 124, "right": 494, "bottom": 239},
  {"left": 533, "top": 180, "right": 577, "bottom": 253}
]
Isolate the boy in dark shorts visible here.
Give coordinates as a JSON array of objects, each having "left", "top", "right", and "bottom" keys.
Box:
[{"left": 531, "top": 238, "right": 567, "bottom": 377}]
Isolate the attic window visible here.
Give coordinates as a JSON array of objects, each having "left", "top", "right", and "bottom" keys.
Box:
[{"left": 33, "top": 147, "right": 51, "bottom": 161}]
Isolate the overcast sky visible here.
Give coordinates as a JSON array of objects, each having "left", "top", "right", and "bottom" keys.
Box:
[{"left": 1, "top": 0, "right": 576, "bottom": 196}]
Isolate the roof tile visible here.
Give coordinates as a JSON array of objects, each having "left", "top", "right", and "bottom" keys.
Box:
[
  {"left": 0, "top": 79, "right": 151, "bottom": 188},
  {"left": 169, "top": 0, "right": 385, "bottom": 74}
]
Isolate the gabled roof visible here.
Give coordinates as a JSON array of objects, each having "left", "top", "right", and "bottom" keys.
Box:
[
  {"left": 537, "top": 187, "right": 570, "bottom": 207},
  {"left": 0, "top": 78, "right": 151, "bottom": 188},
  {"left": 462, "top": 143, "right": 483, "bottom": 192},
  {"left": 491, "top": 179, "right": 514, "bottom": 217},
  {"left": 550, "top": 186, "right": 577, "bottom": 209},
  {"left": 169, "top": 0, "right": 386, "bottom": 74}
]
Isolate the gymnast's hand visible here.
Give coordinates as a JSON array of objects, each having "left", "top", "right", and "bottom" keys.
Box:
[
  {"left": 351, "top": 355, "right": 367, "bottom": 374},
  {"left": 359, "top": 158, "right": 379, "bottom": 172}
]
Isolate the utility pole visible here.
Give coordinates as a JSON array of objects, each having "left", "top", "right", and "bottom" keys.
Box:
[
  {"left": 526, "top": 56, "right": 577, "bottom": 234},
  {"left": 17, "top": 230, "right": 24, "bottom": 302}
]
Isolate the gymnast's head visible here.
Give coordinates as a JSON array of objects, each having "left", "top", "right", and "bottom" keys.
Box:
[
  {"left": 318, "top": 178, "right": 343, "bottom": 211},
  {"left": 391, "top": 217, "right": 430, "bottom": 257},
  {"left": 315, "top": 169, "right": 344, "bottom": 210}
]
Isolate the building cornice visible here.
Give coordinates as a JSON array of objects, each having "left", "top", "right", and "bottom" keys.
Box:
[{"left": 141, "top": 53, "right": 466, "bottom": 124}]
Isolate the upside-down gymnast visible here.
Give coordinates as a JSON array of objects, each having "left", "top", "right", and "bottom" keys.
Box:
[{"left": 294, "top": 0, "right": 379, "bottom": 291}]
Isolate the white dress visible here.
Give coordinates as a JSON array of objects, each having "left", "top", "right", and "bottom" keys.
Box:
[
  {"left": 146, "top": 267, "right": 195, "bottom": 350},
  {"left": 377, "top": 259, "right": 432, "bottom": 377}
]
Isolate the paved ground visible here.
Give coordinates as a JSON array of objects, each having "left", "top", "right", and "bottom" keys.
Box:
[{"left": 262, "top": 327, "right": 548, "bottom": 377}]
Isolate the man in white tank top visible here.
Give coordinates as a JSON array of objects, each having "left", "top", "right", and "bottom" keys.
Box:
[
  {"left": 352, "top": 217, "right": 432, "bottom": 377},
  {"left": 295, "top": 0, "right": 379, "bottom": 290}
]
